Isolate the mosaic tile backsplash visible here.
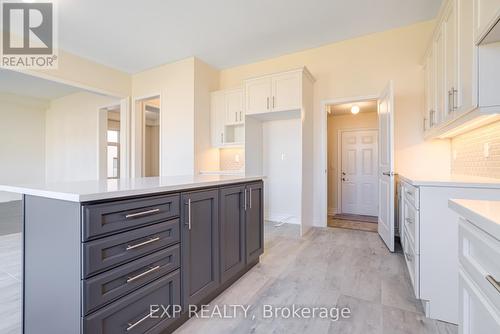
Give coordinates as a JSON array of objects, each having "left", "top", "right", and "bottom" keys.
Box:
[
  {"left": 219, "top": 148, "right": 245, "bottom": 171},
  {"left": 451, "top": 120, "right": 500, "bottom": 179}
]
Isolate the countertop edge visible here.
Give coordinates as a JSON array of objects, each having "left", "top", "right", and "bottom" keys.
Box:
[
  {"left": 0, "top": 176, "right": 264, "bottom": 203},
  {"left": 449, "top": 199, "right": 500, "bottom": 241},
  {"left": 399, "top": 174, "right": 500, "bottom": 189}
]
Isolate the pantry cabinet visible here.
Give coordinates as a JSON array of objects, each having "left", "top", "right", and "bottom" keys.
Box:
[
  {"left": 245, "top": 69, "right": 311, "bottom": 115},
  {"left": 210, "top": 88, "right": 244, "bottom": 147}
]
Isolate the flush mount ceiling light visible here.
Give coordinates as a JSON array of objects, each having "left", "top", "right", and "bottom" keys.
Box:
[{"left": 351, "top": 105, "right": 360, "bottom": 115}]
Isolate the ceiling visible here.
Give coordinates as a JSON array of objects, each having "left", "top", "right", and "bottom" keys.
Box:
[
  {"left": 328, "top": 100, "right": 377, "bottom": 115},
  {"left": 0, "top": 69, "right": 81, "bottom": 100},
  {"left": 57, "top": 0, "right": 442, "bottom": 73}
]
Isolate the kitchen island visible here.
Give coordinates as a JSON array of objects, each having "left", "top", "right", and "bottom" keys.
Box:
[{"left": 0, "top": 175, "right": 264, "bottom": 334}]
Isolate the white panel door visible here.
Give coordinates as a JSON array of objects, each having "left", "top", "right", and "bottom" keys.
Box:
[
  {"left": 378, "top": 81, "right": 395, "bottom": 252},
  {"left": 225, "top": 89, "right": 243, "bottom": 125},
  {"left": 271, "top": 72, "right": 301, "bottom": 112},
  {"left": 340, "top": 130, "right": 378, "bottom": 216},
  {"left": 245, "top": 77, "right": 272, "bottom": 115}
]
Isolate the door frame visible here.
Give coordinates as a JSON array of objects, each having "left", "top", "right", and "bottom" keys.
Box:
[
  {"left": 337, "top": 128, "right": 379, "bottom": 216},
  {"left": 97, "top": 98, "right": 131, "bottom": 180},
  {"left": 320, "top": 94, "right": 378, "bottom": 227},
  {"left": 132, "top": 93, "right": 162, "bottom": 177}
]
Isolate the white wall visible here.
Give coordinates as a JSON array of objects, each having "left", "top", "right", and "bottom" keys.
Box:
[
  {"left": 0, "top": 93, "right": 47, "bottom": 202},
  {"left": 219, "top": 21, "right": 451, "bottom": 226},
  {"left": 45, "top": 92, "right": 120, "bottom": 182},
  {"left": 263, "top": 118, "right": 302, "bottom": 224}
]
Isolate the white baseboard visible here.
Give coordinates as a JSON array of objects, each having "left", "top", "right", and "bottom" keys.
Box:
[{"left": 265, "top": 214, "right": 300, "bottom": 225}]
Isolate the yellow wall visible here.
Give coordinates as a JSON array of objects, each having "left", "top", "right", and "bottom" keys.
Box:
[
  {"left": 327, "top": 112, "right": 378, "bottom": 212},
  {"left": 27, "top": 50, "right": 131, "bottom": 97},
  {"left": 219, "top": 21, "right": 451, "bottom": 222}
]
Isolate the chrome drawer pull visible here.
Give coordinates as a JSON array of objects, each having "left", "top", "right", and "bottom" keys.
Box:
[
  {"left": 126, "top": 237, "right": 160, "bottom": 251},
  {"left": 486, "top": 275, "right": 500, "bottom": 294},
  {"left": 405, "top": 218, "right": 413, "bottom": 224},
  {"left": 126, "top": 311, "right": 154, "bottom": 331},
  {"left": 126, "top": 265, "right": 161, "bottom": 283},
  {"left": 125, "top": 209, "right": 160, "bottom": 219}
]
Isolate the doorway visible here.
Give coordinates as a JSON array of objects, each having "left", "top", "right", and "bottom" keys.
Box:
[
  {"left": 133, "top": 95, "right": 161, "bottom": 177},
  {"left": 326, "top": 99, "right": 379, "bottom": 232}
]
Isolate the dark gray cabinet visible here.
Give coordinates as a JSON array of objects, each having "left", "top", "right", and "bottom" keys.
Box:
[
  {"left": 219, "top": 185, "right": 246, "bottom": 284},
  {"left": 246, "top": 182, "right": 264, "bottom": 264},
  {"left": 23, "top": 180, "right": 263, "bottom": 334},
  {"left": 181, "top": 189, "right": 220, "bottom": 307}
]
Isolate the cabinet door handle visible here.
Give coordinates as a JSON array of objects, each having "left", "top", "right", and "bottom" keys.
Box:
[
  {"left": 249, "top": 188, "right": 252, "bottom": 209},
  {"left": 448, "top": 90, "right": 453, "bottom": 113},
  {"left": 405, "top": 217, "right": 413, "bottom": 224},
  {"left": 486, "top": 275, "right": 500, "bottom": 294},
  {"left": 127, "top": 265, "right": 161, "bottom": 283},
  {"left": 187, "top": 198, "right": 192, "bottom": 230},
  {"left": 221, "top": 133, "right": 224, "bottom": 143},
  {"left": 127, "top": 310, "right": 155, "bottom": 331},
  {"left": 272, "top": 96, "right": 275, "bottom": 109},
  {"left": 239, "top": 111, "right": 242, "bottom": 122},
  {"left": 126, "top": 237, "right": 160, "bottom": 251},
  {"left": 125, "top": 209, "right": 160, "bottom": 219},
  {"left": 267, "top": 97, "right": 270, "bottom": 110},
  {"left": 453, "top": 87, "right": 458, "bottom": 110},
  {"left": 244, "top": 189, "right": 247, "bottom": 211}
]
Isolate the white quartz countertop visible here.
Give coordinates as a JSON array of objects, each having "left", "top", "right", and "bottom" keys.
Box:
[
  {"left": 449, "top": 199, "right": 500, "bottom": 240},
  {"left": 0, "top": 175, "right": 264, "bottom": 203},
  {"left": 399, "top": 173, "right": 500, "bottom": 188}
]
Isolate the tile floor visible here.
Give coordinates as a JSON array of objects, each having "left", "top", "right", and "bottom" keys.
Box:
[
  {"left": 0, "top": 223, "right": 458, "bottom": 334},
  {"left": 175, "top": 223, "right": 458, "bottom": 334}
]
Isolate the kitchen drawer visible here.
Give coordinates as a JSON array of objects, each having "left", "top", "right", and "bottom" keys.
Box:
[
  {"left": 83, "top": 245, "right": 180, "bottom": 315},
  {"left": 459, "top": 218, "right": 500, "bottom": 311},
  {"left": 403, "top": 228, "right": 420, "bottom": 298},
  {"left": 403, "top": 182, "right": 420, "bottom": 209},
  {"left": 82, "top": 194, "right": 180, "bottom": 241},
  {"left": 83, "top": 270, "right": 181, "bottom": 334},
  {"left": 403, "top": 198, "right": 419, "bottom": 253},
  {"left": 83, "top": 219, "right": 179, "bottom": 278},
  {"left": 459, "top": 269, "right": 500, "bottom": 334}
]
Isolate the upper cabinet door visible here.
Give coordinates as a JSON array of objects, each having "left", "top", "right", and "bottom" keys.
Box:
[
  {"left": 458, "top": 0, "right": 478, "bottom": 114},
  {"left": 474, "top": 0, "right": 500, "bottom": 42},
  {"left": 225, "top": 89, "right": 244, "bottom": 125},
  {"left": 434, "top": 27, "right": 445, "bottom": 125},
  {"left": 443, "top": 0, "right": 458, "bottom": 119},
  {"left": 424, "top": 49, "right": 437, "bottom": 130},
  {"left": 245, "top": 77, "right": 272, "bottom": 115},
  {"left": 271, "top": 72, "right": 302, "bottom": 112}
]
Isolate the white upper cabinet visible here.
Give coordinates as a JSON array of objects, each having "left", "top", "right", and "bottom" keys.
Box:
[
  {"left": 245, "top": 76, "right": 272, "bottom": 115},
  {"left": 474, "top": 0, "right": 500, "bottom": 43},
  {"left": 245, "top": 69, "right": 311, "bottom": 115},
  {"left": 225, "top": 89, "right": 244, "bottom": 125},
  {"left": 210, "top": 88, "right": 245, "bottom": 147},
  {"left": 458, "top": 0, "right": 477, "bottom": 113},
  {"left": 443, "top": 0, "right": 458, "bottom": 120},
  {"left": 423, "top": 0, "right": 500, "bottom": 139},
  {"left": 271, "top": 72, "right": 302, "bottom": 112}
]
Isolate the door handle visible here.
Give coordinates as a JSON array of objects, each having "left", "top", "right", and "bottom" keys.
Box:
[
  {"left": 342, "top": 178, "right": 346, "bottom": 181},
  {"left": 382, "top": 171, "right": 396, "bottom": 176},
  {"left": 187, "top": 198, "right": 192, "bottom": 230},
  {"left": 267, "top": 97, "right": 270, "bottom": 110},
  {"left": 249, "top": 187, "right": 252, "bottom": 209},
  {"left": 244, "top": 189, "right": 247, "bottom": 211},
  {"left": 272, "top": 96, "right": 275, "bottom": 109},
  {"left": 342, "top": 172, "right": 346, "bottom": 175},
  {"left": 486, "top": 275, "right": 500, "bottom": 294}
]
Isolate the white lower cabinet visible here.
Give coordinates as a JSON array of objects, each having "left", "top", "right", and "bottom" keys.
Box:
[
  {"left": 398, "top": 177, "right": 500, "bottom": 324},
  {"left": 457, "top": 218, "right": 500, "bottom": 334}
]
